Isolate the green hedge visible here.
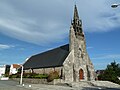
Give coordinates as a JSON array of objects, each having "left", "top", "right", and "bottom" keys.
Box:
[
  {"left": 9, "top": 73, "right": 48, "bottom": 79},
  {"left": 9, "top": 71, "right": 60, "bottom": 82},
  {"left": 23, "top": 73, "right": 48, "bottom": 79},
  {"left": 9, "top": 74, "right": 21, "bottom": 78}
]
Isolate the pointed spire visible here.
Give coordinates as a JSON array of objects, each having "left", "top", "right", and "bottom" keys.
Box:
[
  {"left": 72, "top": 5, "right": 84, "bottom": 38},
  {"left": 73, "top": 5, "right": 79, "bottom": 20}
]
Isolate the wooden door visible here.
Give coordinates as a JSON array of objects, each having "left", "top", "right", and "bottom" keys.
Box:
[{"left": 79, "top": 69, "right": 84, "bottom": 80}]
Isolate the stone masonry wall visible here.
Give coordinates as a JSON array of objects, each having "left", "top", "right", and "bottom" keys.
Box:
[
  {"left": 24, "top": 67, "right": 62, "bottom": 76},
  {"left": 63, "top": 50, "right": 74, "bottom": 82}
]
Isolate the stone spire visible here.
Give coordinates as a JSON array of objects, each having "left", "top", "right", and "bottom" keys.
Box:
[
  {"left": 72, "top": 5, "right": 84, "bottom": 38},
  {"left": 73, "top": 5, "right": 79, "bottom": 20}
]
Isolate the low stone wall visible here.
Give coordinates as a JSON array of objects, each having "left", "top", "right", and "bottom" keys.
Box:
[
  {"left": 10, "top": 78, "right": 64, "bottom": 84},
  {"left": 11, "top": 78, "right": 47, "bottom": 84},
  {"left": 53, "top": 79, "right": 65, "bottom": 84}
]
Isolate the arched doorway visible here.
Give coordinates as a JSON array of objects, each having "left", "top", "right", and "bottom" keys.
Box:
[{"left": 79, "top": 69, "right": 84, "bottom": 80}]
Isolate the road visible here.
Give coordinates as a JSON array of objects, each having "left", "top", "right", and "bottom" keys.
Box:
[
  {"left": 0, "top": 80, "right": 120, "bottom": 90},
  {"left": 0, "top": 80, "right": 31, "bottom": 90}
]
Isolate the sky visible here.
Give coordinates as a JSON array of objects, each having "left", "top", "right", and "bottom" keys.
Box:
[{"left": 0, "top": 0, "right": 120, "bottom": 70}]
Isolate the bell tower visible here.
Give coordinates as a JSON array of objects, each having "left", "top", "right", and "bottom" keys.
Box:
[
  {"left": 63, "top": 5, "right": 95, "bottom": 82},
  {"left": 69, "top": 5, "right": 95, "bottom": 81}
]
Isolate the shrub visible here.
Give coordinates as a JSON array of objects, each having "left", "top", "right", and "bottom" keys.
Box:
[
  {"left": 23, "top": 73, "right": 48, "bottom": 79},
  {"left": 9, "top": 72, "right": 48, "bottom": 79},
  {"left": 9, "top": 73, "right": 21, "bottom": 78},
  {"left": 47, "top": 71, "right": 59, "bottom": 82},
  {"left": 34, "top": 74, "right": 48, "bottom": 79},
  {"left": 98, "top": 61, "right": 120, "bottom": 85},
  {"left": 23, "top": 73, "right": 36, "bottom": 78}
]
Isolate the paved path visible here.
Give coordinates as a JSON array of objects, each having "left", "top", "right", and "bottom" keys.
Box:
[
  {"left": 0, "top": 80, "right": 31, "bottom": 90},
  {"left": 23, "top": 81, "right": 120, "bottom": 90},
  {"left": 22, "top": 82, "right": 120, "bottom": 90},
  {"left": 0, "top": 80, "right": 120, "bottom": 90}
]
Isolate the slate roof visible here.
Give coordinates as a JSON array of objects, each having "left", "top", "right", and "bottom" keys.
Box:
[{"left": 23, "top": 44, "right": 69, "bottom": 70}]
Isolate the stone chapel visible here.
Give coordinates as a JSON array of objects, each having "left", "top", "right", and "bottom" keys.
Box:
[{"left": 23, "top": 5, "right": 95, "bottom": 82}]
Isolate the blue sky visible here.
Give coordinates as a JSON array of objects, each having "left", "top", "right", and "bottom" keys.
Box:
[{"left": 0, "top": 0, "right": 120, "bottom": 70}]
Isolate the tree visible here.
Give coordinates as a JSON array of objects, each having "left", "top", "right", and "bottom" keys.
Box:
[{"left": 98, "top": 61, "right": 120, "bottom": 84}]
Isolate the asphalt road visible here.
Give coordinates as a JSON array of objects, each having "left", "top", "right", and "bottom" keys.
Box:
[{"left": 0, "top": 80, "right": 31, "bottom": 90}]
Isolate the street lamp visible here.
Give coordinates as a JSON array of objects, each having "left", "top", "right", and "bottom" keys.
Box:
[
  {"left": 111, "top": 3, "right": 120, "bottom": 8},
  {"left": 19, "top": 58, "right": 29, "bottom": 85},
  {"left": 20, "top": 65, "right": 23, "bottom": 85}
]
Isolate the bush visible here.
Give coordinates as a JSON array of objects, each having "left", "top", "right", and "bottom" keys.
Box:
[
  {"left": 98, "top": 61, "right": 120, "bottom": 85},
  {"left": 9, "top": 73, "right": 21, "bottom": 78},
  {"left": 23, "top": 73, "right": 48, "bottom": 79},
  {"left": 23, "top": 73, "right": 36, "bottom": 78},
  {"left": 3, "top": 73, "right": 9, "bottom": 77},
  {"left": 34, "top": 74, "right": 48, "bottom": 79},
  {"left": 9, "top": 73, "right": 48, "bottom": 79},
  {"left": 47, "top": 71, "right": 59, "bottom": 82}
]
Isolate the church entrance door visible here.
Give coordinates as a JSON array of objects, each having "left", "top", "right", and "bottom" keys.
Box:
[{"left": 79, "top": 69, "right": 84, "bottom": 80}]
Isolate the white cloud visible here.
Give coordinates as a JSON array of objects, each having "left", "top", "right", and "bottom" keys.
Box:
[
  {"left": 0, "top": 0, "right": 120, "bottom": 45},
  {"left": 92, "top": 54, "right": 120, "bottom": 60},
  {"left": 0, "top": 44, "right": 14, "bottom": 50},
  {"left": 87, "top": 46, "right": 93, "bottom": 49},
  {"left": 0, "top": 0, "right": 69, "bottom": 45},
  {"left": 77, "top": 0, "right": 120, "bottom": 32},
  {"left": 91, "top": 53, "right": 120, "bottom": 70}
]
